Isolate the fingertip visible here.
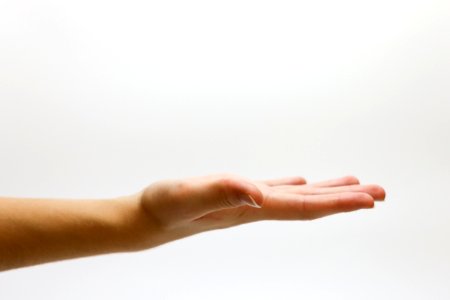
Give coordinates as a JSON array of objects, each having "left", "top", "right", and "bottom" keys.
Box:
[
  {"left": 346, "top": 192, "right": 374, "bottom": 209},
  {"left": 366, "top": 198, "right": 375, "bottom": 208},
  {"left": 376, "top": 187, "right": 386, "bottom": 201},
  {"left": 293, "top": 176, "right": 307, "bottom": 185},
  {"left": 367, "top": 184, "right": 386, "bottom": 201},
  {"left": 379, "top": 186, "right": 386, "bottom": 201},
  {"left": 343, "top": 175, "right": 360, "bottom": 185},
  {"left": 361, "top": 193, "right": 375, "bottom": 208}
]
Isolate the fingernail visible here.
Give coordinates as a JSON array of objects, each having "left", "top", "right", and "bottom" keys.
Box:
[{"left": 240, "top": 194, "right": 262, "bottom": 208}]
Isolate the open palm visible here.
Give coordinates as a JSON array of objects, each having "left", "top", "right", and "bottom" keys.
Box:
[{"left": 140, "top": 173, "right": 385, "bottom": 238}]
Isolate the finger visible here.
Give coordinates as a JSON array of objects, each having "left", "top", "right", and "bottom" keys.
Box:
[
  {"left": 309, "top": 176, "right": 360, "bottom": 187},
  {"left": 252, "top": 191, "right": 374, "bottom": 221},
  {"left": 280, "top": 184, "right": 386, "bottom": 201},
  {"left": 260, "top": 176, "right": 307, "bottom": 186},
  {"left": 179, "top": 176, "right": 264, "bottom": 220}
]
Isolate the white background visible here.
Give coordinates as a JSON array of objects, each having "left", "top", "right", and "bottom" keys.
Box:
[{"left": 1, "top": 0, "right": 449, "bottom": 299}]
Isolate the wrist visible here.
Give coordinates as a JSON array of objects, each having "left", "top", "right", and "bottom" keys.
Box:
[{"left": 111, "top": 192, "right": 165, "bottom": 252}]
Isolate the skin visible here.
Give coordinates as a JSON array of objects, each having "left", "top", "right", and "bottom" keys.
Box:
[{"left": 0, "top": 173, "right": 385, "bottom": 271}]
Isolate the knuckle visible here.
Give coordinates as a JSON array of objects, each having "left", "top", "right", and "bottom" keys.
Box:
[
  {"left": 215, "top": 172, "right": 236, "bottom": 180},
  {"left": 215, "top": 178, "right": 239, "bottom": 207},
  {"left": 299, "top": 197, "right": 307, "bottom": 212},
  {"left": 169, "top": 179, "right": 192, "bottom": 199},
  {"left": 216, "top": 175, "right": 238, "bottom": 190},
  {"left": 340, "top": 192, "right": 353, "bottom": 201},
  {"left": 217, "top": 176, "right": 232, "bottom": 187},
  {"left": 296, "top": 197, "right": 316, "bottom": 220}
]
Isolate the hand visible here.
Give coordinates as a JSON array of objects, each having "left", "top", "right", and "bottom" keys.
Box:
[
  {"left": 0, "top": 173, "right": 386, "bottom": 270},
  {"left": 138, "top": 173, "right": 385, "bottom": 245}
]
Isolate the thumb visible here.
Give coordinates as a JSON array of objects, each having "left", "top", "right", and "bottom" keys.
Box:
[{"left": 185, "top": 176, "right": 264, "bottom": 220}]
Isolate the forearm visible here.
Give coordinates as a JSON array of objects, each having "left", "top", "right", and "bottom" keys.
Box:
[{"left": 0, "top": 193, "right": 159, "bottom": 271}]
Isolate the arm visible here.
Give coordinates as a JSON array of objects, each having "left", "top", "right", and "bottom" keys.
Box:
[
  {"left": 0, "top": 173, "right": 386, "bottom": 271},
  {"left": 0, "top": 194, "right": 155, "bottom": 271}
]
